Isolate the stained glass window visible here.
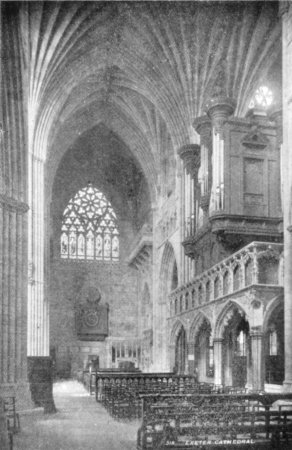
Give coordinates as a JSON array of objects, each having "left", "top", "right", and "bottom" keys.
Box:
[{"left": 60, "top": 184, "right": 119, "bottom": 261}]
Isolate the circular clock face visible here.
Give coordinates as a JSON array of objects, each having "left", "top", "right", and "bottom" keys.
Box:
[{"left": 84, "top": 311, "right": 99, "bottom": 327}]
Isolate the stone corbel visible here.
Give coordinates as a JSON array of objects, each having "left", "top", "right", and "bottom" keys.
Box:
[
  {"left": 205, "top": 97, "right": 236, "bottom": 137},
  {"left": 177, "top": 144, "right": 201, "bottom": 178}
]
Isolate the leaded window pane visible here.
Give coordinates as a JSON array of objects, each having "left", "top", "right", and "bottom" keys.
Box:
[{"left": 60, "top": 184, "right": 119, "bottom": 261}]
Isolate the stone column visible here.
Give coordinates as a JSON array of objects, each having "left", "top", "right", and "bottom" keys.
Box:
[
  {"left": 205, "top": 97, "right": 235, "bottom": 212},
  {"left": 270, "top": 109, "right": 283, "bottom": 211},
  {"left": 0, "top": 3, "right": 33, "bottom": 409},
  {"left": 27, "top": 138, "right": 55, "bottom": 413},
  {"left": 27, "top": 154, "right": 49, "bottom": 357},
  {"left": 0, "top": 197, "right": 32, "bottom": 408},
  {"left": 177, "top": 144, "right": 201, "bottom": 269},
  {"left": 213, "top": 338, "right": 223, "bottom": 386},
  {"left": 249, "top": 328, "right": 264, "bottom": 392},
  {"left": 281, "top": 1, "right": 292, "bottom": 391},
  {"left": 169, "top": 344, "right": 176, "bottom": 373}
]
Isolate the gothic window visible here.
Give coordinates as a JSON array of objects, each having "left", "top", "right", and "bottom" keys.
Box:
[
  {"left": 249, "top": 86, "right": 273, "bottom": 109},
  {"left": 60, "top": 184, "right": 119, "bottom": 261},
  {"left": 269, "top": 328, "right": 278, "bottom": 356},
  {"left": 223, "top": 271, "right": 230, "bottom": 295},
  {"left": 185, "top": 292, "right": 189, "bottom": 310},
  {"left": 175, "top": 298, "right": 178, "bottom": 314},
  {"left": 233, "top": 265, "right": 241, "bottom": 291},
  {"left": 191, "top": 289, "right": 196, "bottom": 308},
  {"left": 214, "top": 277, "right": 220, "bottom": 299},
  {"left": 236, "top": 330, "right": 247, "bottom": 357},
  {"left": 206, "top": 336, "right": 214, "bottom": 377},
  {"left": 206, "top": 281, "right": 211, "bottom": 302}
]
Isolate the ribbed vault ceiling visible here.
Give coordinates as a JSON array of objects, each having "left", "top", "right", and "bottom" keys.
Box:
[{"left": 17, "top": 1, "right": 281, "bottom": 197}]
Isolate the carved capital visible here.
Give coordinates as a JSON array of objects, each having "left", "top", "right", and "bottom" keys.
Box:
[
  {"left": 213, "top": 338, "right": 223, "bottom": 344},
  {"left": 193, "top": 115, "right": 212, "bottom": 139},
  {"left": 250, "top": 326, "right": 263, "bottom": 337}
]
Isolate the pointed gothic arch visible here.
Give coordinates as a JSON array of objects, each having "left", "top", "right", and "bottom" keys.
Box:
[
  {"left": 263, "top": 295, "right": 284, "bottom": 385},
  {"left": 155, "top": 241, "right": 179, "bottom": 371},
  {"left": 215, "top": 302, "right": 250, "bottom": 388}
]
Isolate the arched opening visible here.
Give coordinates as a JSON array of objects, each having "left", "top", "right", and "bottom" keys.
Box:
[
  {"left": 194, "top": 319, "right": 213, "bottom": 382},
  {"left": 49, "top": 125, "right": 151, "bottom": 376},
  {"left": 60, "top": 184, "right": 119, "bottom": 261},
  {"left": 264, "top": 304, "right": 284, "bottom": 385},
  {"left": 171, "top": 261, "right": 178, "bottom": 291},
  {"left": 158, "top": 242, "right": 178, "bottom": 371},
  {"left": 175, "top": 326, "right": 187, "bottom": 374},
  {"left": 223, "top": 271, "right": 230, "bottom": 295},
  {"left": 221, "top": 308, "right": 250, "bottom": 387}
]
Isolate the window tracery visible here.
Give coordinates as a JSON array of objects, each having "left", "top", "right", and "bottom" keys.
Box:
[{"left": 60, "top": 184, "right": 119, "bottom": 261}]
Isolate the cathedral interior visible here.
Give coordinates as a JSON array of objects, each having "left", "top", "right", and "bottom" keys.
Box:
[{"left": 1, "top": 0, "right": 292, "bottom": 446}]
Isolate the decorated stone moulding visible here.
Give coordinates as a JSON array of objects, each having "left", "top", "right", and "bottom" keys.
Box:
[
  {"left": 205, "top": 96, "right": 236, "bottom": 134},
  {"left": 246, "top": 103, "right": 268, "bottom": 117},
  {"left": 249, "top": 325, "right": 263, "bottom": 336},
  {"left": 177, "top": 144, "right": 200, "bottom": 176},
  {"left": 241, "top": 126, "right": 270, "bottom": 150}
]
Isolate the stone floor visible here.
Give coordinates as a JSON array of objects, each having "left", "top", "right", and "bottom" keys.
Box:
[{"left": 14, "top": 381, "right": 139, "bottom": 450}]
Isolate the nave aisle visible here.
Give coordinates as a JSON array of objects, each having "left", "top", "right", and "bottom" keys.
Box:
[{"left": 14, "top": 381, "right": 139, "bottom": 450}]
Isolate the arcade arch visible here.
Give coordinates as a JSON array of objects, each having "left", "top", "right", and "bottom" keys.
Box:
[
  {"left": 216, "top": 303, "right": 250, "bottom": 388},
  {"left": 157, "top": 242, "right": 178, "bottom": 371},
  {"left": 263, "top": 297, "right": 284, "bottom": 385}
]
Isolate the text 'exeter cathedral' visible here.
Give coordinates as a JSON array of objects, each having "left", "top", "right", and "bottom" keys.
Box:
[{"left": 1, "top": 0, "right": 292, "bottom": 409}]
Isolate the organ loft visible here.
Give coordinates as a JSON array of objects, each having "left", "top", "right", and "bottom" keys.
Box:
[{"left": 1, "top": 0, "right": 292, "bottom": 448}]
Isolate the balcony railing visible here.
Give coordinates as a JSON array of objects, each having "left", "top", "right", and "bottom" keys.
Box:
[{"left": 169, "top": 241, "right": 283, "bottom": 316}]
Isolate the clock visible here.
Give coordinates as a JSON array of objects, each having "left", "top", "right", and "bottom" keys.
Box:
[{"left": 84, "top": 311, "right": 99, "bottom": 327}]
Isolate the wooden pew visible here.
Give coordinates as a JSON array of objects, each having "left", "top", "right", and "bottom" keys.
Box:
[
  {"left": 4, "top": 397, "right": 20, "bottom": 434},
  {"left": 137, "top": 393, "right": 292, "bottom": 450},
  {"left": 95, "top": 372, "right": 198, "bottom": 420},
  {"left": 0, "top": 397, "right": 12, "bottom": 450}
]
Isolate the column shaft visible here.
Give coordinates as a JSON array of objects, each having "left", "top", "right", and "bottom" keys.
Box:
[
  {"left": 282, "top": 4, "right": 292, "bottom": 390},
  {"left": 249, "top": 332, "right": 264, "bottom": 391},
  {"left": 27, "top": 155, "right": 49, "bottom": 357},
  {"left": 213, "top": 338, "right": 223, "bottom": 386}
]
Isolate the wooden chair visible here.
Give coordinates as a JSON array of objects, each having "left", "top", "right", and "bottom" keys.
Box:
[{"left": 4, "top": 397, "right": 20, "bottom": 435}]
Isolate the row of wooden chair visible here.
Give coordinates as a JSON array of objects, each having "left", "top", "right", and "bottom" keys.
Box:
[
  {"left": 99, "top": 379, "right": 214, "bottom": 420},
  {"left": 137, "top": 393, "right": 292, "bottom": 449},
  {"left": 0, "top": 395, "right": 20, "bottom": 450}
]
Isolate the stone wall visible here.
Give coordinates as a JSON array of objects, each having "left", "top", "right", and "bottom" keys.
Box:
[{"left": 50, "top": 259, "right": 138, "bottom": 376}]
